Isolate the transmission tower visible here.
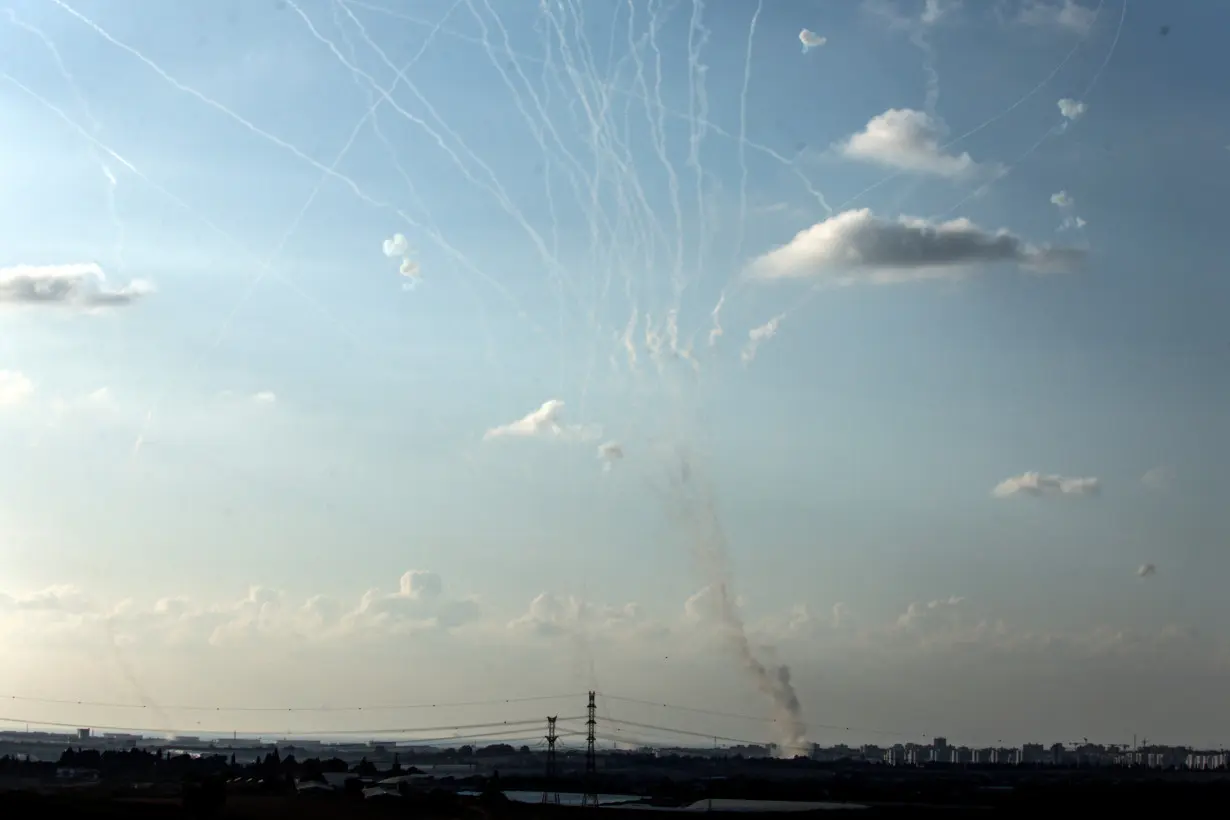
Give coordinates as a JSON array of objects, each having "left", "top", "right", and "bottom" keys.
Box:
[
  {"left": 541, "top": 716, "right": 559, "bottom": 805},
  {"left": 582, "top": 691, "right": 599, "bottom": 807}
]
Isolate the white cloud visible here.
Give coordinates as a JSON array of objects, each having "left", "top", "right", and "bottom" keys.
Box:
[
  {"left": 41, "top": 570, "right": 483, "bottom": 649},
  {"left": 252, "top": 391, "right": 277, "bottom": 405},
  {"left": 0, "top": 370, "right": 34, "bottom": 407},
  {"left": 1050, "top": 190, "right": 1073, "bottom": 209},
  {"left": 483, "top": 399, "right": 601, "bottom": 442},
  {"left": 1018, "top": 0, "right": 1097, "bottom": 35},
  {"left": 0, "top": 263, "right": 152, "bottom": 307},
  {"left": 339, "top": 570, "right": 479, "bottom": 637},
  {"left": 799, "top": 29, "right": 827, "bottom": 50},
  {"left": 992, "top": 471, "right": 1101, "bottom": 498},
  {"left": 5, "top": 578, "right": 1225, "bottom": 746},
  {"left": 2, "top": 584, "right": 93, "bottom": 614},
  {"left": 746, "top": 209, "right": 1084, "bottom": 284},
  {"left": 1141, "top": 466, "right": 1174, "bottom": 491},
  {"left": 896, "top": 596, "right": 966, "bottom": 630},
  {"left": 838, "top": 109, "right": 983, "bottom": 178},
  {"left": 507, "top": 592, "right": 653, "bottom": 643},
  {"left": 1057, "top": 98, "right": 1087, "bottom": 120},
  {"left": 1137, "top": 563, "right": 1157, "bottom": 578}
]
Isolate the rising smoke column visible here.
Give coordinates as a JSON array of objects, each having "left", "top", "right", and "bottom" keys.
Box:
[{"left": 668, "top": 445, "right": 808, "bottom": 757}]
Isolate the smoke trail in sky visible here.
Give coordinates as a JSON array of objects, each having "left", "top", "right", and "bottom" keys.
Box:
[{"left": 668, "top": 445, "right": 808, "bottom": 756}]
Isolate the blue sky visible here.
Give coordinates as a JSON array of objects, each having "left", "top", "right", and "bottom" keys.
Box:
[{"left": 2, "top": 0, "right": 1229, "bottom": 749}]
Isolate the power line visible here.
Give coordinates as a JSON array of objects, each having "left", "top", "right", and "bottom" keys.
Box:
[
  {"left": 0, "top": 692, "right": 583, "bottom": 713},
  {"left": 597, "top": 693, "right": 776, "bottom": 723},
  {"left": 603, "top": 718, "right": 770, "bottom": 748},
  {"left": 0, "top": 689, "right": 934, "bottom": 742},
  {"left": 0, "top": 714, "right": 585, "bottom": 739}
]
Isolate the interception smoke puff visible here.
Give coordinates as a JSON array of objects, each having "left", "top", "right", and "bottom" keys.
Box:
[
  {"left": 382, "top": 233, "right": 420, "bottom": 284},
  {"left": 669, "top": 445, "right": 807, "bottom": 757},
  {"left": 382, "top": 233, "right": 408, "bottom": 257},
  {"left": 799, "top": 29, "right": 827, "bottom": 52},
  {"left": 598, "top": 441, "right": 624, "bottom": 471}
]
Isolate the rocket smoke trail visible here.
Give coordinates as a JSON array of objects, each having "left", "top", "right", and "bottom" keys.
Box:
[{"left": 667, "top": 444, "right": 808, "bottom": 757}]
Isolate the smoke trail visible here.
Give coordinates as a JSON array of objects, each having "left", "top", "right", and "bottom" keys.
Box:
[{"left": 667, "top": 445, "right": 807, "bottom": 757}]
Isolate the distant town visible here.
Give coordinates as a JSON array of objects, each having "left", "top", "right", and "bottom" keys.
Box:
[{"left": 2, "top": 726, "right": 1225, "bottom": 772}]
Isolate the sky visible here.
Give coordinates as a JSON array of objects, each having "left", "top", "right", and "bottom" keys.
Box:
[{"left": 1, "top": 0, "right": 1229, "bottom": 751}]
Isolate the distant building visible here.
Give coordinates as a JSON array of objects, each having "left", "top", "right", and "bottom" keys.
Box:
[
  {"left": 1021, "top": 743, "right": 1046, "bottom": 764},
  {"left": 77, "top": 728, "right": 91, "bottom": 740}
]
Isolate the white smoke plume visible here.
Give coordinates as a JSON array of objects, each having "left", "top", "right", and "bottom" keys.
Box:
[{"left": 667, "top": 444, "right": 807, "bottom": 757}]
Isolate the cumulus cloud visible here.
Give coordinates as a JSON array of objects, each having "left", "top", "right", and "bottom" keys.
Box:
[
  {"left": 88, "top": 570, "right": 480, "bottom": 649},
  {"left": 0, "top": 263, "right": 152, "bottom": 307},
  {"left": 1057, "top": 98, "right": 1087, "bottom": 121},
  {"left": 252, "top": 391, "right": 277, "bottom": 405},
  {"left": 483, "top": 399, "right": 601, "bottom": 442},
  {"left": 992, "top": 471, "right": 1101, "bottom": 498},
  {"left": 746, "top": 209, "right": 1084, "bottom": 284},
  {"left": 340, "top": 570, "right": 479, "bottom": 636},
  {"left": 1018, "top": 0, "right": 1097, "bottom": 35},
  {"left": 838, "top": 109, "right": 984, "bottom": 178},
  {"left": 895, "top": 596, "right": 966, "bottom": 630},
  {"left": 507, "top": 592, "right": 650, "bottom": 642},
  {"left": 4, "top": 584, "right": 93, "bottom": 614},
  {"left": 0, "top": 370, "right": 34, "bottom": 407},
  {"left": 1137, "top": 563, "right": 1157, "bottom": 578},
  {"left": 799, "top": 29, "right": 827, "bottom": 51}
]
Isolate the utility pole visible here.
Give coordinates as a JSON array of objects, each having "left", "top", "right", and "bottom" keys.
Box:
[
  {"left": 541, "top": 716, "right": 559, "bottom": 805},
  {"left": 582, "top": 691, "right": 599, "bottom": 808}
]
